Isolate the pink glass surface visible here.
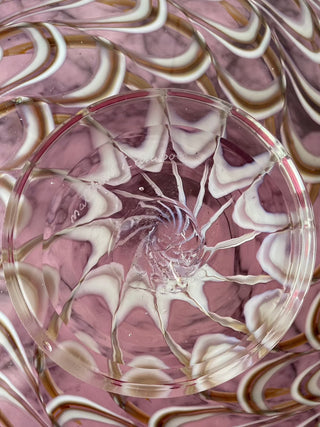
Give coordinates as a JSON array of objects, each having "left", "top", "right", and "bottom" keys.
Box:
[
  {"left": 0, "top": 1, "right": 320, "bottom": 426},
  {"left": 3, "top": 89, "right": 315, "bottom": 399}
]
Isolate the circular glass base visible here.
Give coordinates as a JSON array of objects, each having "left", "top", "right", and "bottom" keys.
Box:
[{"left": 3, "top": 89, "right": 316, "bottom": 397}]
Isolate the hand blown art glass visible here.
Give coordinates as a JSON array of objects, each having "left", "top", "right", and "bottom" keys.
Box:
[
  {"left": 2, "top": 89, "right": 315, "bottom": 397},
  {"left": 0, "top": 0, "right": 320, "bottom": 425}
]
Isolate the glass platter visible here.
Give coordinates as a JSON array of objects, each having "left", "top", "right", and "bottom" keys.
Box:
[{"left": 0, "top": 1, "right": 320, "bottom": 426}]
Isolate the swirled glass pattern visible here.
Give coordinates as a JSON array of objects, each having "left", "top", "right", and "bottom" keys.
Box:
[{"left": 0, "top": 0, "right": 320, "bottom": 426}]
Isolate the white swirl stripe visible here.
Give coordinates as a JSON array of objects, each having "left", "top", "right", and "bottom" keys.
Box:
[{"left": 3, "top": 26, "right": 50, "bottom": 90}]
